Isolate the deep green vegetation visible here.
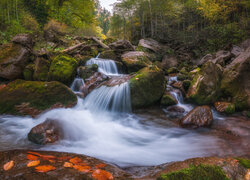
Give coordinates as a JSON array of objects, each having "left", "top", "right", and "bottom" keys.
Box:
[
  {"left": 158, "top": 164, "right": 229, "bottom": 180},
  {"left": 237, "top": 158, "right": 250, "bottom": 168}
]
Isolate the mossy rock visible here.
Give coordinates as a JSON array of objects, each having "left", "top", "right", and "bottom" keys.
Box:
[
  {"left": 23, "top": 64, "right": 35, "bottom": 81},
  {"left": 167, "top": 67, "right": 178, "bottom": 74},
  {"left": 177, "top": 73, "right": 188, "bottom": 81},
  {"left": 99, "top": 50, "right": 117, "bottom": 60},
  {"left": 121, "top": 51, "right": 152, "bottom": 73},
  {"left": 183, "top": 80, "right": 191, "bottom": 91},
  {"left": 74, "top": 55, "right": 92, "bottom": 66},
  {"left": 33, "top": 57, "right": 50, "bottom": 81},
  {"left": 130, "top": 66, "right": 166, "bottom": 108},
  {"left": 0, "top": 80, "right": 77, "bottom": 116},
  {"left": 48, "top": 54, "right": 78, "bottom": 85},
  {"left": 158, "top": 164, "right": 229, "bottom": 180},
  {"left": 161, "top": 93, "right": 178, "bottom": 106},
  {"left": 236, "top": 158, "right": 250, "bottom": 168},
  {"left": 187, "top": 62, "right": 222, "bottom": 105},
  {"left": 78, "top": 65, "right": 98, "bottom": 80}
]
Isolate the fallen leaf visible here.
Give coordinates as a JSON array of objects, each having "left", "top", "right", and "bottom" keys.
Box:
[
  {"left": 77, "top": 162, "right": 88, "bottom": 166},
  {"left": 96, "top": 163, "right": 106, "bottom": 169},
  {"left": 69, "top": 157, "right": 82, "bottom": 164},
  {"left": 27, "top": 160, "right": 40, "bottom": 167},
  {"left": 58, "top": 156, "right": 71, "bottom": 161},
  {"left": 64, "top": 162, "right": 73, "bottom": 168},
  {"left": 27, "top": 151, "right": 42, "bottom": 157},
  {"left": 3, "top": 161, "right": 14, "bottom": 171},
  {"left": 73, "top": 165, "right": 91, "bottom": 173},
  {"left": 27, "top": 154, "right": 39, "bottom": 160},
  {"left": 35, "top": 165, "right": 56, "bottom": 173},
  {"left": 49, "top": 160, "right": 56, "bottom": 163},
  {"left": 92, "top": 169, "right": 113, "bottom": 180},
  {"left": 41, "top": 155, "right": 57, "bottom": 161}
]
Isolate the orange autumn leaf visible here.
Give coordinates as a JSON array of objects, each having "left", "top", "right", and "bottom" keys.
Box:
[
  {"left": 41, "top": 155, "right": 57, "bottom": 161},
  {"left": 64, "top": 162, "right": 73, "bottom": 168},
  {"left": 77, "top": 162, "right": 88, "bottom": 166},
  {"left": 69, "top": 157, "right": 82, "bottom": 164},
  {"left": 27, "top": 151, "right": 42, "bottom": 157},
  {"left": 35, "top": 165, "right": 56, "bottom": 173},
  {"left": 27, "top": 154, "right": 39, "bottom": 160},
  {"left": 27, "top": 160, "right": 40, "bottom": 167},
  {"left": 96, "top": 163, "right": 106, "bottom": 169},
  {"left": 92, "top": 169, "right": 113, "bottom": 180},
  {"left": 73, "top": 165, "right": 91, "bottom": 173},
  {"left": 3, "top": 161, "right": 14, "bottom": 171},
  {"left": 58, "top": 156, "right": 71, "bottom": 161},
  {"left": 49, "top": 160, "right": 56, "bottom": 163}
]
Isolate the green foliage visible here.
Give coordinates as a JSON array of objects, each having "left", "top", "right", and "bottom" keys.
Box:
[
  {"left": 158, "top": 164, "right": 229, "bottom": 180},
  {"left": 237, "top": 158, "right": 250, "bottom": 168}
]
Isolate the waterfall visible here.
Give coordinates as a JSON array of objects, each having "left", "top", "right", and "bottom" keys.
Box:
[
  {"left": 82, "top": 82, "right": 131, "bottom": 113},
  {"left": 70, "top": 78, "right": 84, "bottom": 93},
  {"left": 86, "top": 58, "right": 119, "bottom": 76}
]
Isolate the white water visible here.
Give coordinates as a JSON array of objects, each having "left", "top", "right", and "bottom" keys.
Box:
[
  {"left": 86, "top": 58, "right": 119, "bottom": 76},
  {"left": 70, "top": 78, "right": 84, "bottom": 93}
]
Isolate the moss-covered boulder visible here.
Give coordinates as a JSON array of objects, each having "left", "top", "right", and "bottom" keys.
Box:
[
  {"left": 78, "top": 64, "right": 98, "bottom": 80},
  {"left": 221, "top": 47, "right": 250, "bottom": 110},
  {"left": 0, "top": 80, "right": 77, "bottom": 116},
  {"left": 48, "top": 54, "right": 78, "bottom": 85},
  {"left": 161, "top": 92, "right": 178, "bottom": 106},
  {"left": 130, "top": 66, "right": 166, "bottom": 108},
  {"left": 99, "top": 50, "right": 117, "bottom": 60},
  {"left": 23, "top": 64, "right": 34, "bottom": 81},
  {"left": 121, "top": 51, "right": 152, "bottom": 73},
  {"left": 214, "top": 102, "right": 235, "bottom": 114},
  {"left": 187, "top": 62, "right": 222, "bottom": 105},
  {"left": 33, "top": 57, "right": 50, "bottom": 81},
  {"left": 0, "top": 43, "right": 31, "bottom": 80}
]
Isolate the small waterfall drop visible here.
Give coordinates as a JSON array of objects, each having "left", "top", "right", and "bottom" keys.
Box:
[
  {"left": 70, "top": 78, "right": 85, "bottom": 93},
  {"left": 86, "top": 58, "right": 119, "bottom": 76}
]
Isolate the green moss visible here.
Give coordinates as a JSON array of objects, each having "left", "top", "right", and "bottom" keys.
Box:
[
  {"left": 161, "top": 93, "right": 177, "bottom": 106},
  {"left": 237, "top": 158, "right": 250, "bottom": 168},
  {"left": 158, "top": 164, "right": 229, "bottom": 180},
  {"left": 122, "top": 54, "right": 151, "bottom": 73},
  {"left": 177, "top": 73, "right": 188, "bottom": 81},
  {"left": 78, "top": 65, "right": 98, "bottom": 80},
  {"left": 247, "top": 111, "right": 250, "bottom": 118},
  {"left": 183, "top": 80, "right": 191, "bottom": 91},
  {"left": 99, "top": 50, "right": 117, "bottom": 60},
  {"left": 48, "top": 54, "right": 77, "bottom": 85},
  {"left": 33, "top": 58, "right": 50, "bottom": 81},
  {"left": 225, "top": 104, "right": 235, "bottom": 114},
  {"left": 23, "top": 64, "right": 34, "bottom": 81},
  {"left": 167, "top": 67, "right": 178, "bottom": 74},
  {"left": 0, "top": 80, "right": 77, "bottom": 115}
]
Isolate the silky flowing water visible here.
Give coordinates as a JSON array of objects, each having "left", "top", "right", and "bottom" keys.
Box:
[{"left": 0, "top": 58, "right": 248, "bottom": 167}]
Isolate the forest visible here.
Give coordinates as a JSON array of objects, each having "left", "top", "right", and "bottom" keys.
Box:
[{"left": 0, "top": 0, "right": 250, "bottom": 180}]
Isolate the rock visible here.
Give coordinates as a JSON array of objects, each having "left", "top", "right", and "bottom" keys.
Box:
[
  {"left": 78, "top": 65, "right": 98, "bottom": 80},
  {"left": 214, "top": 102, "right": 235, "bottom": 114},
  {"left": 0, "top": 80, "right": 77, "bottom": 116},
  {"left": 130, "top": 66, "right": 166, "bottom": 108},
  {"left": 212, "top": 50, "right": 232, "bottom": 66},
  {"left": 138, "top": 38, "right": 166, "bottom": 54},
  {"left": 99, "top": 50, "right": 117, "bottom": 60},
  {"left": 12, "top": 34, "right": 34, "bottom": 49},
  {"left": 231, "top": 45, "right": 243, "bottom": 57},
  {"left": 109, "top": 40, "right": 135, "bottom": 52},
  {"left": 0, "top": 150, "right": 131, "bottom": 179},
  {"left": 74, "top": 54, "right": 92, "bottom": 66},
  {"left": 187, "top": 61, "right": 222, "bottom": 105},
  {"left": 183, "top": 80, "right": 191, "bottom": 91},
  {"left": 180, "top": 106, "right": 213, "bottom": 128},
  {"left": 28, "top": 119, "right": 63, "bottom": 145},
  {"left": 161, "top": 55, "right": 178, "bottom": 69},
  {"left": 161, "top": 92, "right": 178, "bottom": 106},
  {"left": 172, "top": 81, "right": 184, "bottom": 91},
  {"left": 0, "top": 43, "right": 31, "bottom": 80},
  {"left": 167, "top": 67, "right": 178, "bottom": 74},
  {"left": 221, "top": 47, "right": 250, "bottom": 110},
  {"left": 167, "top": 106, "right": 185, "bottom": 113},
  {"left": 48, "top": 54, "right": 78, "bottom": 85},
  {"left": 23, "top": 64, "right": 34, "bottom": 80},
  {"left": 198, "top": 54, "right": 214, "bottom": 66},
  {"left": 33, "top": 57, "right": 50, "bottom": 81},
  {"left": 121, "top": 51, "right": 152, "bottom": 73},
  {"left": 240, "top": 39, "right": 250, "bottom": 50}
]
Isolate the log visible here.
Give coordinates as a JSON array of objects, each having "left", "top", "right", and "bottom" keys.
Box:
[
  {"left": 62, "top": 42, "right": 85, "bottom": 53},
  {"left": 92, "top": 37, "right": 110, "bottom": 49}
]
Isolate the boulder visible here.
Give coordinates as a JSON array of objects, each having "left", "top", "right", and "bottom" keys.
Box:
[
  {"left": 138, "top": 38, "right": 166, "bottom": 54},
  {"left": 99, "top": 50, "right": 117, "bottom": 60},
  {"left": 28, "top": 119, "right": 63, "bottom": 145},
  {"left": 221, "top": 47, "right": 250, "bottom": 110},
  {"left": 78, "top": 64, "right": 98, "bottom": 80},
  {"left": 180, "top": 106, "right": 213, "bottom": 128},
  {"left": 48, "top": 55, "right": 78, "bottom": 85},
  {"left": 161, "top": 55, "right": 178, "bottom": 69},
  {"left": 187, "top": 61, "right": 222, "bottom": 105},
  {"left": 33, "top": 57, "right": 50, "bottom": 81},
  {"left": 214, "top": 102, "right": 235, "bottom": 114},
  {"left": 0, "top": 80, "right": 77, "bottom": 116},
  {"left": 198, "top": 54, "right": 214, "bottom": 66},
  {"left": 0, "top": 43, "right": 31, "bottom": 80},
  {"left": 12, "top": 34, "right": 34, "bottom": 49},
  {"left": 130, "top": 66, "right": 166, "bottom": 108},
  {"left": 161, "top": 92, "right": 178, "bottom": 106},
  {"left": 240, "top": 39, "right": 250, "bottom": 50},
  {"left": 109, "top": 40, "right": 135, "bottom": 52},
  {"left": 121, "top": 51, "right": 152, "bottom": 73},
  {"left": 231, "top": 45, "right": 243, "bottom": 57},
  {"left": 212, "top": 50, "right": 232, "bottom": 66}
]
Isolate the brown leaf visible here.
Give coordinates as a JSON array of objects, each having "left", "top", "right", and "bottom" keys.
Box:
[
  {"left": 58, "top": 156, "right": 71, "bottom": 161},
  {"left": 27, "top": 160, "right": 40, "bottom": 167},
  {"left": 49, "top": 160, "right": 56, "bottom": 163},
  {"left": 27, "top": 154, "right": 39, "bottom": 160},
  {"left": 69, "top": 157, "right": 82, "bottom": 164},
  {"left": 64, "top": 162, "right": 73, "bottom": 168},
  {"left": 41, "top": 155, "right": 57, "bottom": 161},
  {"left": 35, "top": 165, "right": 56, "bottom": 173},
  {"left": 27, "top": 151, "right": 42, "bottom": 157},
  {"left": 3, "top": 161, "right": 14, "bottom": 171},
  {"left": 92, "top": 169, "right": 113, "bottom": 180},
  {"left": 73, "top": 165, "right": 91, "bottom": 173},
  {"left": 96, "top": 163, "right": 106, "bottom": 169}
]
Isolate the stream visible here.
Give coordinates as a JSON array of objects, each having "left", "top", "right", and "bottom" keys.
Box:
[{"left": 0, "top": 56, "right": 249, "bottom": 168}]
